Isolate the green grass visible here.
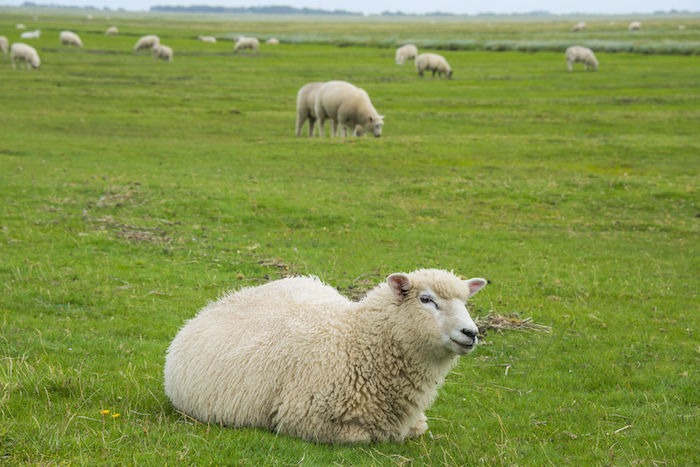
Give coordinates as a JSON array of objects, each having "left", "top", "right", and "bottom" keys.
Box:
[{"left": 1, "top": 10, "right": 699, "bottom": 465}]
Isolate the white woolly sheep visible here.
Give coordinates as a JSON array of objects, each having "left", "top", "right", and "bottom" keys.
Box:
[
  {"left": 20, "top": 30, "right": 40, "bottom": 40},
  {"left": 134, "top": 34, "right": 160, "bottom": 51},
  {"left": 234, "top": 36, "right": 260, "bottom": 53},
  {"left": 628, "top": 21, "right": 642, "bottom": 31},
  {"left": 295, "top": 81, "right": 324, "bottom": 137},
  {"left": 266, "top": 37, "right": 280, "bottom": 45},
  {"left": 314, "top": 80, "right": 384, "bottom": 137},
  {"left": 198, "top": 35, "right": 217, "bottom": 43},
  {"left": 10, "top": 42, "right": 40, "bottom": 69},
  {"left": 152, "top": 43, "right": 173, "bottom": 62},
  {"left": 60, "top": 30, "right": 83, "bottom": 48},
  {"left": 16, "top": 24, "right": 26, "bottom": 30},
  {"left": 164, "top": 269, "right": 487, "bottom": 443},
  {"left": 105, "top": 26, "right": 119, "bottom": 36},
  {"left": 415, "top": 53, "right": 452, "bottom": 79},
  {"left": 0, "top": 36, "right": 8, "bottom": 55},
  {"left": 395, "top": 43, "right": 418, "bottom": 64},
  {"left": 571, "top": 21, "right": 586, "bottom": 32},
  {"left": 565, "top": 45, "right": 598, "bottom": 72}
]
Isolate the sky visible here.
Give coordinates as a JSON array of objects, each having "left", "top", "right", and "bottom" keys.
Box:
[{"left": 2, "top": 0, "right": 698, "bottom": 15}]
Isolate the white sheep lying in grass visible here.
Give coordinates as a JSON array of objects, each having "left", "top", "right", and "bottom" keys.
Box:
[
  {"left": 134, "top": 34, "right": 160, "bottom": 51},
  {"left": 198, "top": 35, "right": 216, "bottom": 43},
  {"left": 415, "top": 52, "right": 452, "bottom": 78},
  {"left": 60, "top": 30, "right": 83, "bottom": 48},
  {"left": 105, "top": 26, "right": 119, "bottom": 36},
  {"left": 565, "top": 45, "right": 598, "bottom": 72},
  {"left": 571, "top": 21, "right": 586, "bottom": 32},
  {"left": 315, "top": 80, "right": 384, "bottom": 137},
  {"left": 20, "top": 30, "right": 40, "bottom": 39},
  {"left": 295, "top": 81, "right": 324, "bottom": 137},
  {"left": 10, "top": 42, "right": 40, "bottom": 69},
  {"left": 628, "top": 21, "right": 642, "bottom": 31},
  {"left": 0, "top": 36, "right": 8, "bottom": 54},
  {"left": 234, "top": 36, "right": 259, "bottom": 53},
  {"left": 266, "top": 37, "right": 280, "bottom": 45},
  {"left": 152, "top": 43, "right": 173, "bottom": 62},
  {"left": 164, "top": 269, "right": 487, "bottom": 443},
  {"left": 395, "top": 43, "right": 418, "bottom": 64}
]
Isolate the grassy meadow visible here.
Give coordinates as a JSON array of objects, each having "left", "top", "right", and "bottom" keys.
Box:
[{"left": 1, "top": 9, "right": 699, "bottom": 465}]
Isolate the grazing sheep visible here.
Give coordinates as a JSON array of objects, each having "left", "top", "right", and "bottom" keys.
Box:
[
  {"left": 415, "top": 53, "right": 452, "bottom": 79},
  {"left": 234, "top": 36, "right": 260, "bottom": 53},
  {"left": 295, "top": 82, "right": 324, "bottom": 137},
  {"left": 10, "top": 42, "right": 40, "bottom": 69},
  {"left": 164, "top": 269, "right": 487, "bottom": 443},
  {"left": 198, "top": 35, "right": 217, "bottom": 43},
  {"left": 105, "top": 26, "right": 119, "bottom": 36},
  {"left": 0, "top": 36, "right": 8, "bottom": 54},
  {"left": 628, "top": 21, "right": 642, "bottom": 31},
  {"left": 20, "top": 30, "right": 40, "bottom": 40},
  {"left": 571, "top": 21, "right": 586, "bottom": 32},
  {"left": 565, "top": 45, "right": 599, "bottom": 72},
  {"left": 314, "top": 80, "right": 384, "bottom": 137},
  {"left": 60, "top": 30, "right": 83, "bottom": 48},
  {"left": 266, "top": 37, "right": 280, "bottom": 45},
  {"left": 395, "top": 43, "right": 418, "bottom": 65},
  {"left": 152, "top": 43, "right": 173, "bottom": 62},
  {"left": 16, "top": 24, "right": 26, "bottom": 30},
  {"left": 133, "top": 34, "right": 160, "bottom": 51}
]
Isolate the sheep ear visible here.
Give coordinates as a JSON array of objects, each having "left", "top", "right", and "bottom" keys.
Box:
[
  {"left": 465, "top": 278, "right": 487, "bottom": 298},
  {"left": 387, "top": 273, "right": 411, "bottom": 300}
]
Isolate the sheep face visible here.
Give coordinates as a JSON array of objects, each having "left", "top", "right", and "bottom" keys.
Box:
[
  {"left": 388, "top": 272, "right": 487, "bottom": 357},
  {"left": 367, "top": 115, "right": 384, "bottom": 137}
]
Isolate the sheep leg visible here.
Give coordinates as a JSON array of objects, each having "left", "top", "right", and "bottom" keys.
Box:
[
  {"left": 295, "top": 115, "right": 303, "bottom": 137},
  {"left": 308, "top": 118, "right": 316, "bottom": 137},
  {"left": 407, "top": 413, "right": 428, "bottom": 438},
  {"left": 317, "top": 116, "right": 325, "bottom": 137}
]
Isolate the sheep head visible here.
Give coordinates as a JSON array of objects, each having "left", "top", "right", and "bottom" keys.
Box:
[{"left": 387, "top": 269, "right": 486, "bottom": 356}]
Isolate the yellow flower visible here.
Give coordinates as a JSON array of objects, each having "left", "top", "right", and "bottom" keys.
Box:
[
  {"left": 112, "top": 413, "right": 121, "bottom": 419},
  {"left": 99, "top": 409, "right": 110, "bottom": 416}
]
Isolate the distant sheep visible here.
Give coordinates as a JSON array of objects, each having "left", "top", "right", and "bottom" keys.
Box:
[
  {"left": 16, "top": 24, "right": 26, "bottom": 30},
  {"left": 295, "top": 82, "right": 324, "bottom": 137},
  {"left": 315, "top": 80, "right": 384, "bottom": 137},
  {"left": 0, "top": 36, "right": 8, "bottom": 55},
  {"left": 395, "top": 43, "right": 418, "bottom": 65},
  {"left": 152, "top": 44, "right": 173, "bottom": 62},
  {"left": 105, "top": 26, "right": 119, "bottom": 36},
  {"left": 234, "top": 36, "right": 259, "bottom": 53},
  {"left": 10, "top": 42, "right": 40, "bottom": 69},
  {"left": 164, "top": 269, "right": 487, "bottom": 443},
  {"left": 571, "top": 21, "right": 586, "bottom": 32},
  {"left": 134, "top": 34, "right": 160, "bottom": 51},
  {"left": 628, "top": 21, "right": 642, "bottom": 31},
  {"left": 415, "top": 53, "right": 452, "bottom": 79},
  {"left": 266, "top": 37, "right": 280, "bottom": 45},
  {"left": 198, "top": 35, "right": 217, "bottom": 43},
  {"left": 565, "top": 45, "right": 598, "bottom": 72},
  {"left": 20, "top": 30, "right": 40, "bottom": 40},
  {"left": 60, "top": 31, "right": 83, "bottom": 48}
]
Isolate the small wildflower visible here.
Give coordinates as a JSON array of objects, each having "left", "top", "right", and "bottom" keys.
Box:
[
  {"left": 99, "top": 409, "right": 110, "bottom": 416},
  {"left": 112, "top": 413, "right": 121, "bottom": 419}
]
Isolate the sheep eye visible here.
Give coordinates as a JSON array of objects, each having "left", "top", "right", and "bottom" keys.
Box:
[{"left": 419, "top": 295, "right": 438, "bottom": 308}]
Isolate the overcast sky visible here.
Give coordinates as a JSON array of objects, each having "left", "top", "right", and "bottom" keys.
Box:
[{"left": 1, "top": 0, "right": 698, "bottom": 15}]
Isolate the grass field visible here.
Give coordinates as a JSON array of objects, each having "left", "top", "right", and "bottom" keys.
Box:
[{"left": 1, "top": 9, "right": 699, "bottom": 465}]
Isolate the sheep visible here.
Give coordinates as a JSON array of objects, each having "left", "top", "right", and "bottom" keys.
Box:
[
  {"left": 60, "top": 30, "right": 83, "bottom": 48},
  {"left": 20, "top": 30, "right": 40, "bottom": 40},
  {"left": 105, "top": 26, "right": 119, "bottom": 36},
  {"left": 198, "top": 35, "right": 217, "bottom": 43},
  {"left": 415, "top": 53, "right": 452, "bottom": 79},
  {"left": 565, "top": 45, "right": 599, "bottom": 72},
  {"left": 266, "top": 37, "right": 280, "bottom": 45},
  {"left": 395, "top": 44, "right": 418, "bottom": 64},
  {"left": 314, "top": 80, "right": 384, "bottom": 138},
  {"left": 164, "top": 269, "right": 487, "bottom": 443},
  {"left": 10, "top": 43, "right": 40, "bottom": 69},
  {"left": 295, "top": 82, "right": 324, "bottom": 137},
  {"left": 234, "top": 36, "right": 260, "bottom": 54},
  {"left": 0, "top": 36, "right": 8, "bottom": 55},
  {"left": 571, "top": 21, "right": 586, "bottom": 32},
  {"left": 628, "top": 21, "right": 642, "bottom": 31},
  {"left": 16, "top": 24, "right": 26, "bottom": 30},
  {"left": 152, "top": 43, "right": 173, "bottom": 62},
  {"left": 134, "top": 34, "right": 160, "bottom": 51}
]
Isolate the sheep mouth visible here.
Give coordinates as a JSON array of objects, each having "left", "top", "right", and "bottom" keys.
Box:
[{"left": 450, "top": 338, "right": 476, "bottom": 351}]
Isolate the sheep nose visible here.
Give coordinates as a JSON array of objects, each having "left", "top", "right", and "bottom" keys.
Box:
[{"left": 461, "top": 329, "right": 478, "bottom": 343}]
